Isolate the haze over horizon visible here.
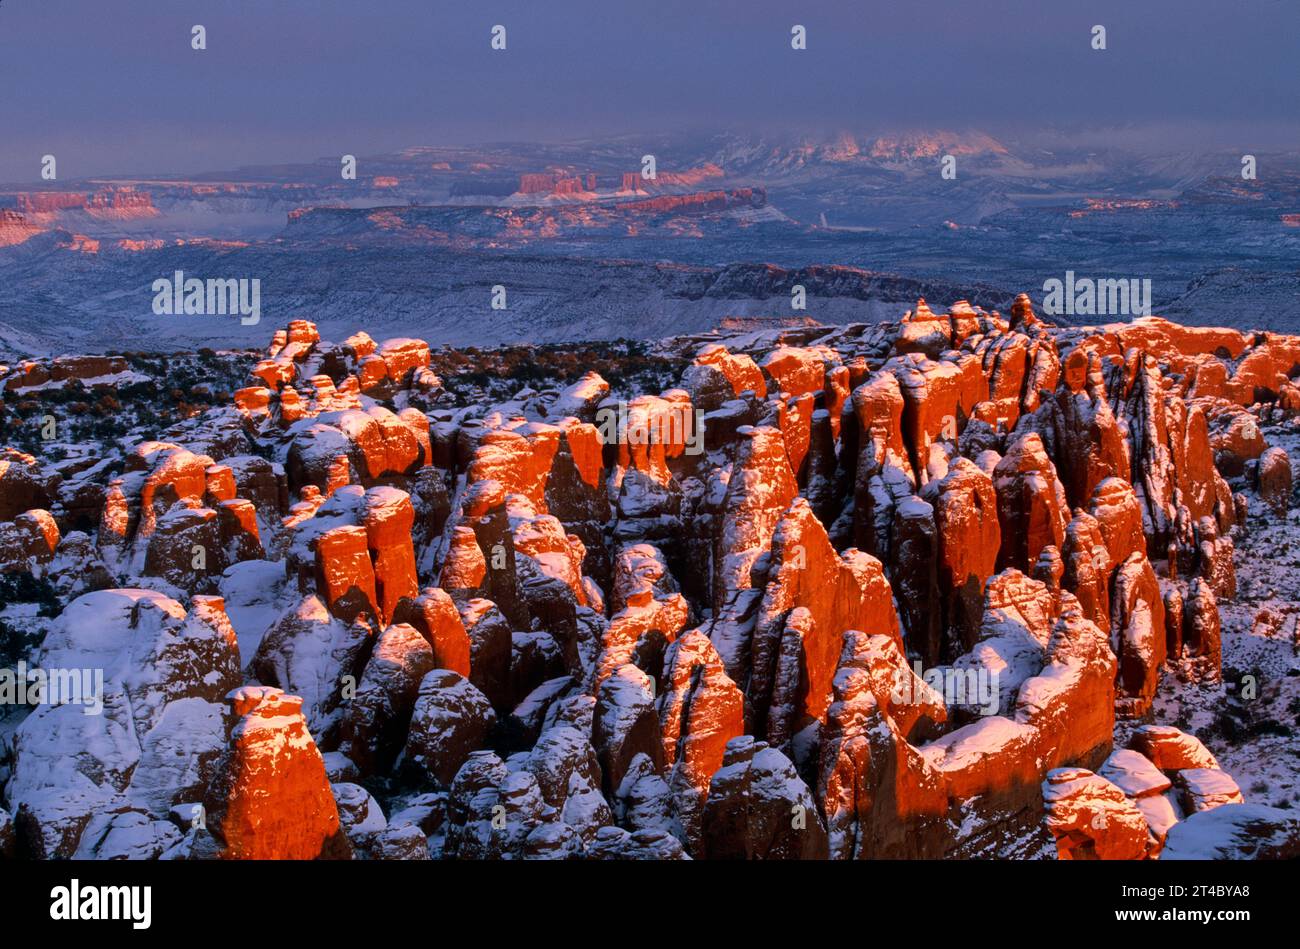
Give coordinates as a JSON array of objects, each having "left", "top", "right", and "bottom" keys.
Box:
[{"left": 2, "top": 0, "right": 1298, "bottom": 182}]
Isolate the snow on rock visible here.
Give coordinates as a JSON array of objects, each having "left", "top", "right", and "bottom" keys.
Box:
[
  {"left": 700, "top": 736, "right": 828, "bottom": 859},
  {"left": 331, "top": 781, "right": 388, "bottom": 852},
  {"left": 592, "top": 664, "right": 662, "bottom": 795},
  {"left": 1174, "top": 767, "right": 1245, "bottom": 813},
  {"left": 1041, "top": 767, "right": 1150, "bottom": 860},
  {"left": 659, "top": 630, "right": 744, "bottom": 850},
  {"left": 1127, "top": 725, "right": 1220, "bottom": 771},
  {"left": 402, "top": 669, "right": 496, "bottom": 786},
  {"left": 919, "top": 457, "right": 1001, "bottom": 661},
  {"left": 217, "top": 558, "right": 294, "bottom": 665},
  {"left": 750, "top": 497, "right": 902, "bottom": 746},
  {"left": 1255, "top": 445, "right": 1292, "bottom": 516},
  {"left": 993, "top": 433, "right": 1068, "bottom": 574},
  {"left": 202, "top": 686, "right": 348, "bottom": 859},
  {"left": 337, "top": 623, "right": 435, "bottom": 774},
  {"left": 524, "top": 722, "right": 613, "bottom": 845},
  {"left": 5, "top": 309, "right": 1300, "bottom": 861},
  {"left": 6, "top": 589, "right": 239, "bottom": 857},
  {"left": 250, "top": 593, "right": 372, "bottom": 741},
  {"left": 1110, "top": 551, "right": 1167, "bottom": 718},
  {"left": 1161, "top": 804, "right": 1300, "bottom": 860}
]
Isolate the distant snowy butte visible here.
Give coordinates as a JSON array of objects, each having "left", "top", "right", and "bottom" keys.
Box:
[
  {"left": 0, "top": 209, "right": 42, "bottom": 247},
  {"left": 2, "top": 187, "right": 160, "bottom": 225},
  {"left": 866, "top": 129, "right": 1011, "bottom": 161}
]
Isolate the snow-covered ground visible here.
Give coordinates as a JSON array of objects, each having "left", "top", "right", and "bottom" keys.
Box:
[{"left": 1137, "top": 419, "right": 1300, "bottom": 812}]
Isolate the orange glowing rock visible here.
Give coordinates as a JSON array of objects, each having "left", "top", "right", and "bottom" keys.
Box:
[{"left": 205, "top": 686, "right": 347, "bottom": 860}]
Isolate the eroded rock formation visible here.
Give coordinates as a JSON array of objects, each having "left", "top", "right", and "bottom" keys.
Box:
[{"left": 3, "top": 301, "right": 1295, "bottom": 862}]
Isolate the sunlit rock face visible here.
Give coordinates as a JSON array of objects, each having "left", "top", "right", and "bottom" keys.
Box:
[
  {"left": 203, "top": 686, "right": 348, "bottom": 860},
  {"left": 2, "top": 302, "right": 1297, "bottom": 862}
]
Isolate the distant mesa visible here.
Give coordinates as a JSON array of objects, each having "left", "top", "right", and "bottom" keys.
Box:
[
  {"left": 0, "top": 186, "right": 158, "bottom": 222},
  {"left": 517, "top": 172, "right": 598, "bottom": 196},
  {"left": 618, "top": 165, "right": 725, "bottom": 193},
  {"left": 716, "top": 315, "right": 823, "bottom": 331},
  {"left": 512, "top": 165, "right": 724, "bottom": 200},
  {"left": 15, "top": 192, "right": 87, "bottom": 213},
  {"left": 282, "top": 186, "right": 770, "bottom": 247},
  {"left": 1069, "top": 198, "right": 1174, "bottom": 219},
  {"left": 614, "top": 187, "right": 765, "bottom": 216},
  {"left": 651, "top": 164, "right": 725, "bottom": 187},
  {"left": 0, "top": 209, "right": 42, "bottom": 247}
]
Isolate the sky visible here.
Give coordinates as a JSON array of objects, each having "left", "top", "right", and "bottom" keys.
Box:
[{"left": 1, "top": 0, "right": 1297, "bottom": 182}]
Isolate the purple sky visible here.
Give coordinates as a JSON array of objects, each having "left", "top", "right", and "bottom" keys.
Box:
[{"left": 1, "top": 0, "right": 1297, "bottom": 181}]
